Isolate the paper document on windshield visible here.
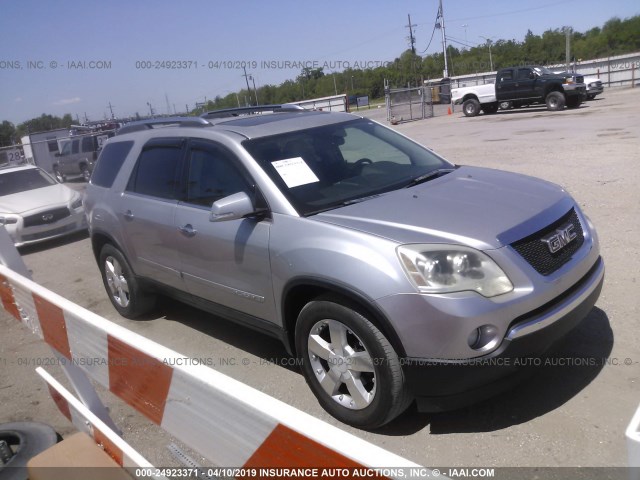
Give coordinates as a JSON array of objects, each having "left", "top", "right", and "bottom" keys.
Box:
[{"left": 272, "top": 157, "right": 319, "bottom": 188}]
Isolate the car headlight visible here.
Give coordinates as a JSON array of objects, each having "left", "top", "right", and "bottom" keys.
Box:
[
  {"left": 0, "top": 214, "right": 19, "bottom": 226},
  {"left": 71, "top": 196, "right": 83, "bottom": 210},
  {"left": 397, "top": 244, "right": 513, "bottom": 297}
]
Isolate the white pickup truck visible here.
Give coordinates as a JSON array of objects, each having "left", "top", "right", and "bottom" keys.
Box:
[{"left": 451, "top": 65, "right": 586, "bottom": 116}]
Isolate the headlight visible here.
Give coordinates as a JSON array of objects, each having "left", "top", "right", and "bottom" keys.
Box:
[
  {"left": 71, "top": 196, "right": 83, "bottom": 210},
  {"left": 0, "top": 214, "right": 19, "bottom": 225},
  {"left": 564, "top": 78, "right": 575, "bottom": 84},
  {"left": 397, "top": 244, "right": 513, "bottom": 297}
]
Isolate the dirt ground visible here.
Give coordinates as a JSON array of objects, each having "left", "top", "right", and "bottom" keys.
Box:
[{"left": 1, "top": 87, "right": 639, "bottom": 470}]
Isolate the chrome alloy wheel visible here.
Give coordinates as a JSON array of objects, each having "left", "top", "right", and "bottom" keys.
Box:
[
  {"left": 104, "top": 256, "right": 130, "bottom": 307},
  {"left": 307, "top": 319, "right": 376, "bottom": 410}
]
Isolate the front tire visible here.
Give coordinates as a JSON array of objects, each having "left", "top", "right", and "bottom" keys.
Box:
[
  {"left": 99, "top": 244, "right": 156, "bottom": 318},
  {"left": 545, "top": 91, "right": 565, "bottom": 111},
  {"left": 295, "top": 298, "right": 411, "bottom": 429},
  {"left": 566, "top": 96, "right": 581, "bottom": 109},
  {"left": 462, "top": 98, "right": 481, "bottom": 117}
]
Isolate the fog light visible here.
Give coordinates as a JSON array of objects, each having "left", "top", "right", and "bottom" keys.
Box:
[{"left": 468, "top": 324, "right": 500, "bottom": 352}]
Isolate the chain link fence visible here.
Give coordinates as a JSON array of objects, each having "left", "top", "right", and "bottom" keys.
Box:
[{"left": 385, "top": 86, "right": 453, "bottom": 124}]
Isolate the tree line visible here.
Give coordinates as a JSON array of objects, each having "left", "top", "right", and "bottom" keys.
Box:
[
  {"left": 1, "top": 15, "right": 638, "bottom": 146},
  {"left": 199, "top": 15, "right": 640, "bottom": 112}
]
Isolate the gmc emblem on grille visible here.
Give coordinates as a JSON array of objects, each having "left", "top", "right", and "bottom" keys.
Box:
[
  {"left": 541, "top": 223, "right": 577, "bottom": 254},
  {"left": 42, "top": 213, "right": 54, "bottom": 222}
]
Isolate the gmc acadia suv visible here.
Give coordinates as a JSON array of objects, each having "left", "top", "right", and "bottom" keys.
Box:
[{"left": 84, "top": 105, "right": 604, "bottom": 428}]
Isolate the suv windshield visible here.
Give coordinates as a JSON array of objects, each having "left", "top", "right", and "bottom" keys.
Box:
[
  {"left": 0, "top": 168, "right": 56, "bottom": 196},
  {"left": 533, "top": 66, "right": 554, "bottom": 75},
  {"left": 243, "top": 118, "right": 452, "bottom": 215}
]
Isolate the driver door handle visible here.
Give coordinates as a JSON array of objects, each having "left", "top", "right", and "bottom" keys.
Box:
[{"left": 178, "top": 224, "right": 197, "bottom": 237}]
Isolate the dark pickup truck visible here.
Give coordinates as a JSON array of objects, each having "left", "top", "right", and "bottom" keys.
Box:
[{"left": 452, "top": 66, "right": 587, "bottom": 117}]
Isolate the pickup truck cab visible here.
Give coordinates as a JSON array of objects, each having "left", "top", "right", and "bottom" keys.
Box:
[{"left": 452, "top": 66, "right": 586, "bottom": 117}]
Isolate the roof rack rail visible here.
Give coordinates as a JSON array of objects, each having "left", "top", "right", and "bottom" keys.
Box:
[
  {"left": 200, "top": 104, "right": 305, "bottom": 120},
  {"left": 116, "top": 116, "right": 211, "bottom": 135}
]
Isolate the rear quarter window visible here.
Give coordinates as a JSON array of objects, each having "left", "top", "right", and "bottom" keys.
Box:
[{"left": 90, "top": 141, "right": 134, "bottom": 188}]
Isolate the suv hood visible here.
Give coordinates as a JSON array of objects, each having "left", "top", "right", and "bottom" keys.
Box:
[{"left": 315, "top": 166, "right": 574, "bottom": 250}]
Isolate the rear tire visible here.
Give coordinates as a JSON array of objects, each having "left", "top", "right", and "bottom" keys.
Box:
[
  {"left": 99, "top": 244, "right": 156, "bottom": 318},
  {"left": 481, "top": 103, "right": 499, "bottom": 114},
  {"left": 545, "top": 91, "right": 565, "bottom": 111},
  {"left": 81, "top": 165, "right": 91, "bottom": 182},
  {"left": 462, "top": 98, "right": 481, "bottom": 117},
  {"left": 53, "top": 168, "right": 65, "bottom": 183},
  {"left": 295, "top": 297, "right": 411, "bottom": 429}
]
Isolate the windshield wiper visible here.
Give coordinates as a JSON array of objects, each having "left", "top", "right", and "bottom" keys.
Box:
[
  {"left": 404, "top": 168, "right": 455, "bottom": 188},
  {"left": 341, "top": 194, "right": 383, "bottom": 206},
  {"left": 304, "top": 193, "right": 383, "bottom": 216}
]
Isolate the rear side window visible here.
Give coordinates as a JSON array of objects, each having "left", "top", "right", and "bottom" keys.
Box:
[
  {"left": 127, "top": 140, "right": 183, "bottom": 199},
  {"left": 71, "top": 139, "right": 80, "bottom": 154},
  {"left": 81, "top": 136, "right": 94, "bottom": 153},
  {"left": 91, "top": 141, "right": 134, "bottom": 188},
  {"left": 499, "top": 70, "right": 513, "bottom": 81}
]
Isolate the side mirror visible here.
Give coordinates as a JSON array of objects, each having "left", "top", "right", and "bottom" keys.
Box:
[
  {"left": 210, "top": 192, "right": 256, "bottom": 222},
  {"left": 529, "top": 72, "right": 535, "bottom": 79}
]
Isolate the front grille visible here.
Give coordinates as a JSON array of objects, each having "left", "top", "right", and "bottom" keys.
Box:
[
  {"left": 511, "top": 208, "right": 584, "bottom": 276},
  {"left": 23, "top": 207, "right": 70, "bottom": 227},
  {"left": 21, "top": 223, "right": 76, "bottom": 242}
]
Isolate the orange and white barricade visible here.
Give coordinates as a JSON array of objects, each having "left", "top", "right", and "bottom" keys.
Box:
[{"left": 0, "top": 228, "right": 426, "bottom": 479}]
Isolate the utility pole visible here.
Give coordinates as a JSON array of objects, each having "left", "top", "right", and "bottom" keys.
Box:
[
  {"left": 406, "top": 14, "right": 417, "bottom": 54},
  {"left": 165, "top": 94, "right": 171, "bottom": 116},
  {"left": 250, "top": 75, "right": 259, "bottom": 105},
  {"left": 437, "top": 0, "right": 449, "bottom": 78},
  {"left": 480, "top": 36, "right": 494, "bottom": 72},
  {"left": 564, "top": 26, "right": 572, "bottom": 71},
  {"left": 242, "top": 66, "right": 256, "bottom": 106}
]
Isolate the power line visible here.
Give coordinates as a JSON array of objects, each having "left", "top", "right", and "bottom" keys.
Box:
[{"left": 419, "top": 9, "right": 440, "bottom": 54}]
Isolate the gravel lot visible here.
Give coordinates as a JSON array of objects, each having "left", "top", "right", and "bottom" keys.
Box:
[{"left": 1, "top": 87, "right": 639, "bottom": 469}]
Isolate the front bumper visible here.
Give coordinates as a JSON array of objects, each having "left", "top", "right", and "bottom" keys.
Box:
[
  {"left": 563, "top": 84, "right": 587, "bottom": 98},
  {"left": 7, "top": 210, "right": 87, "bottom": 247},
  {"left": 401, "top": 256, "right": 604, "bottom": 411}
]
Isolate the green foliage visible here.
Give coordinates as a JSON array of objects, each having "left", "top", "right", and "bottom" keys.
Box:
[
  {"left": 15, "top": 114, "right": 74, "bottom": 139},
  {"left": 0, "top": 121, "right": 17, "bottom": 147}
]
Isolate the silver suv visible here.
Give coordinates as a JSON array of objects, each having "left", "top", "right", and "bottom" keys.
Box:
[{"left": 84, "top": 106, "right": 604, "bottom": 428}]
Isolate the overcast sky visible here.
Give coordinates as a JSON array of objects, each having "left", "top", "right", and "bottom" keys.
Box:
[{"left": 1, "top": 0, "right": 638, "bottom": 124}]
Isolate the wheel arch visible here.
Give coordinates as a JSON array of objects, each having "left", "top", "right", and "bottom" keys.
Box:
[
  {"left": 91, "top": 230, "right": 128, "bottom": 265},
  {"left": 544, "top": 84, "right": 564, "bottom": 97},
  {"left": 462, "top": 93, "right": 480, "bottom": 103},
  {"left": 281, "top": 278, "right": 406, "bottom": 358}
]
